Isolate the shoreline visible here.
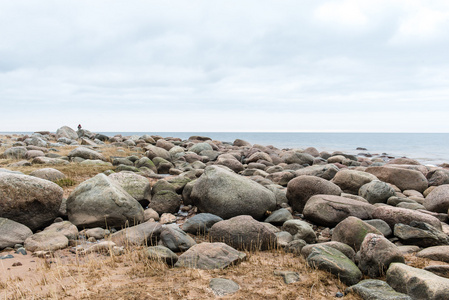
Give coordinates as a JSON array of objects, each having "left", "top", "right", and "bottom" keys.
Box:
[{"left": 2, "top": 131, "right": 448, "bottom": 166}]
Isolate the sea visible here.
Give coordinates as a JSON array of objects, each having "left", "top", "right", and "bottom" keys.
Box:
[
  {"left": 98, "top": 132, "right": 449, "bottom": 166},
  {"left": 2, "top": 132, "right": 449, "bottom": 166}
]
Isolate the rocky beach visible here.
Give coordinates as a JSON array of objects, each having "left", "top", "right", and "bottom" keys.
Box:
[{"left": 1, "top": 126, "right": 449, "bottom": 299}]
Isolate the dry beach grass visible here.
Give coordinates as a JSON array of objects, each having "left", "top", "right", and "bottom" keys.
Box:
[{"left": 1, "top": 243, "right": 364, "bottom": 300}]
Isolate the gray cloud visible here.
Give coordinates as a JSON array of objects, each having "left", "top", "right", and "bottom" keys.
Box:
[{"left": 1, "top": 0, "right": 448, "bottom": 132}]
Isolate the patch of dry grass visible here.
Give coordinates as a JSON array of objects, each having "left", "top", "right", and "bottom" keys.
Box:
[{"left": 0, "top": 244, "right": 364, "bottom": 300}]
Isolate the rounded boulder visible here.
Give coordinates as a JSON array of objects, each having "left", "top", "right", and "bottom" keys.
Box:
[
  {"left": 191, "top": 166, "right": 276, "bottom": 220},
  {"left": 286, "top": 175, "right": 342, "bottom": 213}
]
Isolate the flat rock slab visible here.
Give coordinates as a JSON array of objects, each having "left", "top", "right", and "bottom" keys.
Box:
[
  {"left": 394, "top": 222, "right": 449, "bottom": 248},
  {"left": 423, "top": 265, "right": 449, "bottom": 279},
  {"left": 273, "top": 271, "right": 300, "bottom": 284},
  {"left": 416, "top": 245, "right": 449, "bottom": 263},
  {"left": 110, "top": 221, "right": 162, "bottom": 247},
  {"left": 372, "top": 206, "right": 442, "bottom": 230},
  {"left": 209, "top": 278, "right": 240, "bottom": 296},
  {"left": 346, "top": 279, "right": 411, "bottom": 300},
  {"left": 387, "top": 263, "right": 449, "bottom": 300},
  {"left": 145, "top": 245, "right": 178, "bottom": 266},
  {"left": 24, "top": 231, "right": 68, "bottom": 252},
  {"left": 306, "top": 245, "right": 362, "bottom": 286},
  {"left": 175, "top": 242, "right": 246, "bottom": 270},
  {"left": 303, "top": 195, "right": 375, "bottom": 227}
]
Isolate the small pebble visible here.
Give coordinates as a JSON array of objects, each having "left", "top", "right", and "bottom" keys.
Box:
[
  {"left": 12, "top": 262, "right": 22, "bottom": 267},
  {"left": 15, "top": 248, "right": 27, "bottom": 255},
  {"left": 0, "top": 254, "right": 14, "bottom": 260},
  {"left": 336, "top": 292, "right": 344, "bottom": 297}
]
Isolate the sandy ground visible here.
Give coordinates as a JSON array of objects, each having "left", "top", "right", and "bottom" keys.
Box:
[{"left": 0, "top": 245, "right": 365, "bottom": 300}]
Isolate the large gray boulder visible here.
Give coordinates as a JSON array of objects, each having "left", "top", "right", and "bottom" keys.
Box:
[
  {"left": 145, "top": 145, "right": 171, "bottom": 161},
  {"left": 2, "top": 146, "right": 27, "bottom": 159},
  {"left": 332, "top": 216, "right": 382, "bottom": 251},
  {"left": 67, "top": 174, "right": 144, "bottom": 228},
  {"left": 424, "top": 184, "right": 449, "bottom": 213},
  {"left": 331, "top": 169, "right": 378, "bottom": 194},
  {"left": 301, "top": 242, "right": 356, "bottom": 261},
  {"left": 27, "top": 136, "right": 47, "bottom": 147},
  {"left": 303, "top": 195, "right": 375, "bottom": 227},
  {"left": 282, "top": 151, "right": 314, "bottom": 165},
  {"left": 56, "top": 126, "right": 78, "bottom": 140},
  {"left": 209, "top": 215, "right": 276, "bottom": 251},
  {"left": 68, "top": 147, "right": 106, "bottom": 161},
  {"left": 110, "top": 221, "right": 162, "bottom": 247},
  {"left": 29, "top": 168, "right": 66, "bottom": 182},
  {"left": 175, "top": 242, "right": 246, "bottom": 269},
  {"left": 372, "top": 206, "right": 442, "bottom": 230},
  {"left": 306, "top": 245, "right": 362, "bottom": 286},
  {"left": 387, "top": 263, "right": 449, "bottom": 300},
  {"left": 149, "top": 191, "right": 181, "bottom": 215},
  {"left": 189, "top": 142, "right": 213, "bottom": 154},
  {"left": 346, "top": 279, "right": 412, "bottom": 300},
  {"left": 191, "top": 166, "right": 276, "bottom": 220},
  {"left": 358, "top": 180, "right": 396, "bottom": 204},
  {"left": 286, "top": 175, "right": 342, "bottom": 213},
  {"left": 365, "top": 166, "right": 428, "bottom": 193},
  {"left": 0, "top": 173, "right": 63, "bottom": 231},
  {"left": 0, "top": 217, "right": 33, "bottom": 249},
  {"left": 394, "top": 221, "right": 449, "bottom": 247},
  {"left": 358, "top": 233, "right": 405, "bottom": 278},
  {"left": 108, "top": 171, "right": 151, "bottom": 204}
]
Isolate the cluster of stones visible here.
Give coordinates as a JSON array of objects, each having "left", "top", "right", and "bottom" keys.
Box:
[{"left": 1, "top": 126, "right": 449, "bottom": 299}]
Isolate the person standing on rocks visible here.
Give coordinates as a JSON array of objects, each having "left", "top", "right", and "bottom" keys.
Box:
[{"left": 78, "top": 124, "right": 82, "bottom": 130}]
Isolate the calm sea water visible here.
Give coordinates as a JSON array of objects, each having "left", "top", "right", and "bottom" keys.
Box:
[
  {"left": 3, "top": 132, "right": 448, "bottom": 165},
  {"left": 99, "top": 132, "right": 449, "bottom": 166}
]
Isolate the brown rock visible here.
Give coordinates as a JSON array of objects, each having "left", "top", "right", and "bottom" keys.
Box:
[
  {"left": 286, "top": 175, "right": 342, "bottom": 213},
  {"left": 372, "top": 206, "right": 442, "bottom": 230},
  {"left": 209, "top": 215, "right": 276, "bottom": 251},
  {"left": 424, "top": 184, "right": 449, "bottom": 213},
  {"left": 303, "top": 195, "right": 375, "bottom": 227},
  {"left": 331, "top": 169, "right": 378, "bottom": 194},
  {"left": 365, "top": 166, "right": 428, "bottom": 192}
]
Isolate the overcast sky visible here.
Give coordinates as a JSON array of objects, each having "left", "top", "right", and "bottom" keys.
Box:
[{"left": 1, "top": 0, "right": 448, "bottom": 132}]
